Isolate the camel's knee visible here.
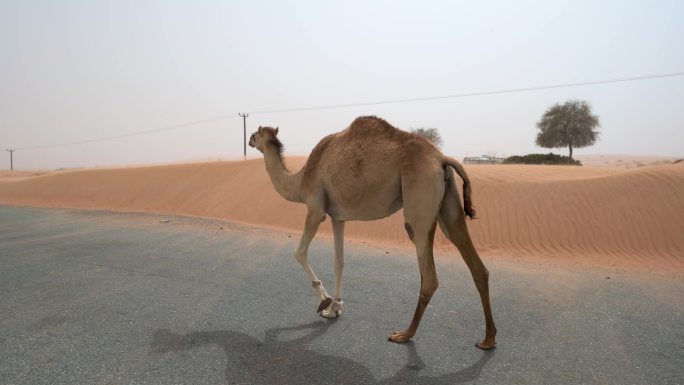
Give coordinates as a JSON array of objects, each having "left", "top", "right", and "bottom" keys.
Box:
[
  {"left": 294, "top": 250, "right": 307, "bottom": 265},
  {"left": 439, "top": 220, "right": 468, "bottom": 246},
  {"left": 419, "top": 279, "right": 439, "bottom": 303}
]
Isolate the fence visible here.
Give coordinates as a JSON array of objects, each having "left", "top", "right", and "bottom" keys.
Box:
[{"left": 463, "top": 155, "right": 505, "bottom": 165}]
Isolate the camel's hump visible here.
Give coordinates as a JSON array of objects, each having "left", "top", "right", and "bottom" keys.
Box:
[{"left": 349, "top": 115, "right": 397, "bottom": 131}]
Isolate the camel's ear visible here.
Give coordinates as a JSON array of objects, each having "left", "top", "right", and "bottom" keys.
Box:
[
  {"left": 275, "top": 127, "right": 279, "bottom": 136},
  {"left": 258, "top": 126, "right": 263, "bottom": 134}
]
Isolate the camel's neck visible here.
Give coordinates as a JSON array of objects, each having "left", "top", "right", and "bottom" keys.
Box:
[{"left": 263, "top": 143, "right": 302, "bottom": 203}]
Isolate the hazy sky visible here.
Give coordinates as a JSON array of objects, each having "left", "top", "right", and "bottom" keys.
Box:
[{"left": 1, "top": 0, "right": 683, "bottom": 170}]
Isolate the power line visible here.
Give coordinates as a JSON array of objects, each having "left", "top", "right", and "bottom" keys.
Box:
[
  {"left": 13, "top": 71, "right": 684, "bottom": 151},
  {"left": 248, "top": 71, "right": 684, "bottom": 115},
  {"left": 16, "top": 113, "right": 241, "bottom": 150}
]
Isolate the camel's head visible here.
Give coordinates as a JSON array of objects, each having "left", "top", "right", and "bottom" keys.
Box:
[{"left": 248, "top": 126, "right": 279, "bottom": 153}]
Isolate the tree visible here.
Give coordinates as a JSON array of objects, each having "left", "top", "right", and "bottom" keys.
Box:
[
  {"left": 411, "top": 127, "right": 442, "bottom": 148},
  {"left": 536, "top": 100, "right": 600, "bottom": 159}
]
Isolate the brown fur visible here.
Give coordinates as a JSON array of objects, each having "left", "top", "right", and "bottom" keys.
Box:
[{"left": 248, "top": 116, "right": 496, "bottom": 349}]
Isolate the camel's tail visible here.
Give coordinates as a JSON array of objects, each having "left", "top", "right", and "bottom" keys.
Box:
[{"left": 443, "top": 156, "right": 476, "bottom": 219}]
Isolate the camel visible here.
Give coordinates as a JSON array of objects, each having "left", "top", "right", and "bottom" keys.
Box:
[{"left": 248, "top": 116, "right": 496, "bottom": 349}]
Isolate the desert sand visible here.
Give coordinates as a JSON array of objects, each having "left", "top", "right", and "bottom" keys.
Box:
[
  {"left": 575, "top": 154, "right": 680, "bottom": 169},
  {"left": 1, "top": 157, "right": 683, "bottom": 275}
]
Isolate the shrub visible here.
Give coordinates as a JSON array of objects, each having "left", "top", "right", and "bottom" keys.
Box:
[
  {"left": 503, "top": 153, "right": 582, "bottom": 165},
  {"left": 410, "top": 127, "right": 442, "bottom": 148}
]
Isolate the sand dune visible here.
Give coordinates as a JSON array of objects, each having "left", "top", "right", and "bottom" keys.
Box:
[
  {"left": 575, "top": 154, "right": 679, "bottom": 169},
  {"left": 1, "top": 158, "right": 683, "bottom": 274}
]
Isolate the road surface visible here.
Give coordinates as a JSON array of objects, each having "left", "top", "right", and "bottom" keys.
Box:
[{"left": 0, "top": 206, "right": 682, "bottom": 384}]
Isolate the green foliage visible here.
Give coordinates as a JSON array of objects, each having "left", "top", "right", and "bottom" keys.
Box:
[
  {"left": 410, "top": 127, "right": 442, "bottom": 148},
  {"left": 536, "top": 100, "right": 600, "bottom": 158},
  {"left": 503, "top": 153, "right": 582, "bottom": 165}
]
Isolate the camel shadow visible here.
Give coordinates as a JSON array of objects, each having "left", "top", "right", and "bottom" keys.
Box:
[{"left": 151, "top": 321, "right": 495, "bottom": 384}]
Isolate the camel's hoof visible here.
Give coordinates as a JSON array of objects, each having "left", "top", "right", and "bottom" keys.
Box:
[
  {"left": 317, "top": 297, "right": 333, "bottom": 313},
  {"left": 475, "top": 339, "right": 497, "bottom": 350},
  {"left": 388, "top": 331, "right": 413, "bottom": 343},
  {"left": 319, "top": 299, "right": 343, "bottom": 319},
  {"left": 319, "top": 308, "right": 340, "bottom": 319}
]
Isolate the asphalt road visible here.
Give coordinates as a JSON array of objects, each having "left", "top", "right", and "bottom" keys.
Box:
[{"left": 0, "top": 206, "right": 682, "bottom": 384}]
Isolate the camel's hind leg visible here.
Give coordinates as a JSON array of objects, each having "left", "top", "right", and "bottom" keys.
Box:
[
  {"left": 389, "top": 171, "right": 443, "bottom": 343},
  {"left": 296, "top": 208, "right": 333, "bottom": 314},
  {"left": 388, "top": 220, "right": 439, "bottom": 343},
  {"left": 438, "top": 170, "right": 497, "bottom": 349}
]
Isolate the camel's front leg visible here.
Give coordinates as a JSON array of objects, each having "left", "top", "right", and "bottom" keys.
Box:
[
  {"left": 320, "top": 220, "right": 345, "bottom": 319},
  {"left": 295, "top": 209, "right": 333, "bottom": 314}
]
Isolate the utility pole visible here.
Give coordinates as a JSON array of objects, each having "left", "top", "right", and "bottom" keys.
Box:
[
  {"left": 6, "top": 149, "right": 15, "bottom": 171},
  {"left": 239, "top": 113, "right": 249, "bottom": 159}
]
